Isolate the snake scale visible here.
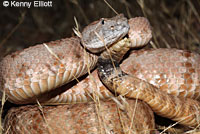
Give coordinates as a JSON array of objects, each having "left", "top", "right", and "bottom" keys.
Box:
[{"left": 1, "top": 14, "right": 200, "bottom": 133}]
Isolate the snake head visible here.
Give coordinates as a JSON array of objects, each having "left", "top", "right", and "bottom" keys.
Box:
[{"left": 81, "top": 14, "right": 129, "bottom": 53}]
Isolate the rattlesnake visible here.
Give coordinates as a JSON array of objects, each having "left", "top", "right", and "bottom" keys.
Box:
[{"left": 1, "top": 14, "right": 200, "bottom": 133}]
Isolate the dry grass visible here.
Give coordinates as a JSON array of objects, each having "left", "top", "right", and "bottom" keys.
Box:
[{"left": 0, "top": 0, "right": 200, "bottom": 134}]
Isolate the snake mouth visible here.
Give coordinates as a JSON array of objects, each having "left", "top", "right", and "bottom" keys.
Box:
[
  {"left": 100, "top": 16, "right": 152, "bottom": 53},
  {"left": 80, "top": 32, "right": 130, "bottom": 55}
]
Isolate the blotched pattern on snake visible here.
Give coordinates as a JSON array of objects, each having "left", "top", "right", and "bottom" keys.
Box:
[{"left": 1, "top": 14, "right": 200, "bottom": 134}]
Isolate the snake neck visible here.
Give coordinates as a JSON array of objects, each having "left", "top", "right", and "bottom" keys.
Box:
[{"left": 97, "top": 57, "right": 127, "bottom": 93}]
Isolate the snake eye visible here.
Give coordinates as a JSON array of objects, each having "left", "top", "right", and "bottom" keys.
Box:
[
  {"left": 111, "top": 26, "right": 114, "bottom": 30},
  {"left": 101, "top": 19, "right": 105, "bottom": 25}
]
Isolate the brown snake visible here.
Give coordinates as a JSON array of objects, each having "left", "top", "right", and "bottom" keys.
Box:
[{"left": 1, "top": 14, "right": 200, "bottom": 133}]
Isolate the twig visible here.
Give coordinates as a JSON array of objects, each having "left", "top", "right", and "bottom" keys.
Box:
[{"left": 103, "top": 0, "right": 118, "bottom": 15}]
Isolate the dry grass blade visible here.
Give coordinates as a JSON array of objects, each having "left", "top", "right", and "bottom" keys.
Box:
[
  {"left": 161, "top": 37, "right": 171, "bottom": 48},
  {"left": 72, "top": 15, "right": 92, "bottom": 84},
  {"left": 137, "top": 0, "right": 147, "bottom": 17},
  {"left": 150, "top": 41, "right": 158, "bottom": 49},
  {"left": 120, "top": 0, "right": 132, "bottom": 18},
  {"left": 111, "top": 97, "right": 127, "bottom": 133},
  {"left": 73, "top": 16, "right": 82, "bottom": 38},
  {"left": 103, "top": 0, "right": 118, "bottom": 15},
  {"left": 187, "top": 0, "right": 200, "bottom": 24},
  {"left": 70, "top": 0, "right": 89, "bottom": 24},
  {"left": 94, "top": 31, "right": 118, "bottom": 72},
  {"left": 36, "top": 100, "right": 53, "bottom": 134},
  {"left": 4, "top": 126, "right": 10, "bottom": 134},
  {"left": 44, "top": 42, "right": 80, "bottom": 83},
  {"left": 160, "top": 112, "right": 200, "bottom": 134},
  {"left": 0, "top": 91, "right": 7, "bottom": 134},
  {"left": 182, "top": 21, "right": 200, "bottom": 43},
  {"left": 128, "top": 93, "right": 140, "bottom": 134},
  {"left": 43, "top": 43, "right": 62, "bottom": 62},
  {"left": 111, "top": 97, "right": 126, "bottom": 110},
  {"left": 93, "top": 89, "right": 104, "bottom": 134}
]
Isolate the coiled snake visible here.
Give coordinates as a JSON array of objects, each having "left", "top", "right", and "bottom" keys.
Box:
[{"left": 1, "top": 14, "right": 200, "bottom": 133}]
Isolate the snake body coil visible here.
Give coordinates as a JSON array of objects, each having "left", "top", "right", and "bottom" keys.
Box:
[
  {"left": 0, "top": 14, "right": 129, "bottom": 104},
  {"left": 2, "top": 13, "right": 200, "bottom": 133}
]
